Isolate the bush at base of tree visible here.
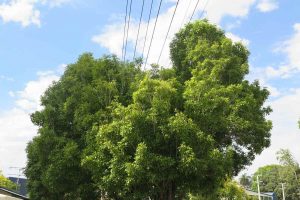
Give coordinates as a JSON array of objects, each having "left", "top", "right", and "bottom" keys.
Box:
[
  {"left": 0, "top": 171, "right": 16, "bottom": 190},
  {"left": 189, "top": 179, "right": 255, "bottom": 200}
]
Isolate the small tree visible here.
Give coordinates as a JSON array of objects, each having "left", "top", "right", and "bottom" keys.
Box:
[
  {"left": 240, "top": 173, "right": 252, "bottom": 189},
  {"left": 190, "top": 179, "right": 253, "bottom": 200},
  {"left": 276, "top": 149, "right": 299, "bottom": 168},
  {"left": 0, "top": 171, "right": 16, "bottom": 190}
]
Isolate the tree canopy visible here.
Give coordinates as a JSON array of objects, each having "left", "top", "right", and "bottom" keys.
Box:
[{"left": 26, "top": 20, "right": 272, "bottom": 199}]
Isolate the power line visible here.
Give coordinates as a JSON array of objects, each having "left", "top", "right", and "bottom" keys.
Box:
[
  {"left": 180, "top": 0, "right": 193, "bottom": 28},
  {"left": 144, "top": 0, "right": 163, "bottom": 69},
  {"left": 166, "top": 0, "right": 193, "bottom": 68},
  {"left": 167, "top": 0, "right": 195, "bottom": 68},
  {"left": 167, "top": 0, "right": 209, "bottom": 68},
  {"left": 189, "top": 0, "right": 201, "bottom": 22},
  {"left": 189, "top": 0, "right": 209, "bottom": 23},
  {"left": 157, "top": 0, "right": 180, "bottom": 64},
  {"left": 121, "top": 0, "right": 129, "bottom": 60},
  {"left": 199, "top": 0, "right": 210, "bottom": 20},
  {"left": 133, "top": 0, "right": 145, "bottom": 60},
  {"left": 141, "top": 0, "right": 154, "bottom": 62},
  {"left": 123, "top": 0, "right": 133, "bottom": 62}
]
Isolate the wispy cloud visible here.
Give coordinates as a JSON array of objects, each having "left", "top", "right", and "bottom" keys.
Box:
[
  {"left": 255, "top": 23, "right": 300, "bottom": 80},
  {"left": 256, "top": 0, "right": 279, "bottom": 13},
  {"left": 0, "top": 75, "right": 14, "bottom": 82}
]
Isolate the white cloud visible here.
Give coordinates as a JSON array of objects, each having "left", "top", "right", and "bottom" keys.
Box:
[
  {"left": 267, "top": 85, "right": 281, "bottom": 98},
  {"left": 0, "top": 0, "right": 71, "bottom": 27},
  {"left": 279, "top": 23, "right": 300, "bottom": 71},
  {"left": 247, "top": 23, "right": 300, "bottom": 85},
  {"left": 0, "top": 0, "right": 41, "bottom": 27},
  {"left": 247, "top": 66, "right": 281, "bottom": 98},
  {"left": 46, "top": 0, "right": 72, "bottom": 7},
  {"left": 258, "top": 23, "right": 300, "bottom": 79},
  {"left": 245, "top": 89, "right": 300, "bottom": 174},
  {"left": 16, "top": 72, "right": 59, "bottom": 112},
  {"left": 57, "top": 63, "right": 67, "bottom": 74},
  {"left": 0, "top": 108, "right": 37, "bottom": 175},
  {"left": 225, "top": 32, "right": 250, "bottom": 46},
  {"left": 0, "top": 69, "right": 60, "bottom": 176},
  {"left": 256, "top": 0, "right": 279, "bottom": 13},
  {"left": 205, "top": 0, "right": 255, "bottom": 24}
]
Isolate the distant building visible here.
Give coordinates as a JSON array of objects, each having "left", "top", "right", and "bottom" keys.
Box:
[
  {"left": 7, "top": 178, "right": 27, "bottom": 197},
  {"left": 0, "top": 187, "right": 29, "bottom": 200},
  {"left": 245, "top": 189, "right": 277, "bottom": 200}
]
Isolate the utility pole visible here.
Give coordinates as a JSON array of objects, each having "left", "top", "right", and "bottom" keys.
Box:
[
  {"left": 293, "top": 170, "right": 300, "bottom": 198},
  {"left": 9, "top": 167, "right": 24, "bottom": 192},
  {"left": 257, "top": 175, "right": 261, "bottom": 200},
  {"left": 280, "top": 183, "right": 286, "bottom": 200}
]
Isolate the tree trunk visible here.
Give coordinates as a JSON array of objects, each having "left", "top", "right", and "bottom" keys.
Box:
[{"left": 158, "top": 182, "right": 176, "bottom": 200}]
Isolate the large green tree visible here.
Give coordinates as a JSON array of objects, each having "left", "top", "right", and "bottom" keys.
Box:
[
  {"left": 26, "top": 20, "right": 272, "bottom": 199},
  {"left": 83, "top": 20, "right": 272, "bottom": 199}
]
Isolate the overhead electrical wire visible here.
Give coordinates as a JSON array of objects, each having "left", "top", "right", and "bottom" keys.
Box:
[
  {"left": 133, "top": 0, "right": 145, "bottom": 60},
  {"left": 157, "top": 0, "right": 180, "bottom": 64},
  {"left": 199, "top": 0, "right": 210, "bottom": 20},
  {"left": 121, "top": 0, "right": 129, "bottom": 61},
  {"left": 180, "top": 0, "right": 193, "bottom": 28},
  {"left": 166, "top": 0, "right": 196, "bottom": 68},
  {"left": 123, "top": 0, "right": 133, "bottom": 62},
  {"left": 143, "top": 0, "right": 163, "bottom": 69},
  {"left": 167, "top": 0, "right": 209, "bottom": 68},
  {"left": 188, "top": 0, "right": 209, "bottom": 23},
  {"left": 122, "top": 0, "right": 209, "bottom": 67},
  {"left": 141, "top": 0, "right": 154, "bottom": 62},
  {"left": 189, "top": 0, "right": 201, "bottom": 22}
]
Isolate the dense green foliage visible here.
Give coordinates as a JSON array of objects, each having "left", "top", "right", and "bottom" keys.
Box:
[
  {"left": 83, "top": 74, "right": 233, "bottom": 199},
  {"left": 251, "top": 149, "right": 300, "bottom": 200},
  {"left": 170, "top": 20, "right": 272, "bottom": 174},
  {"left": 0, "top": 171, "right": 16, "bottom": 190},
  {"left": 26, "top": 20, "right": 272, "bottom": 199},
  {"left": 25, "top": 55, "right": 142, "bottom": 199}
]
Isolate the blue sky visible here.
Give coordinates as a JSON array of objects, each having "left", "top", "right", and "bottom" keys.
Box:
[{"left": 0, "top": 0, "right": 300, "bottom": 176}]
